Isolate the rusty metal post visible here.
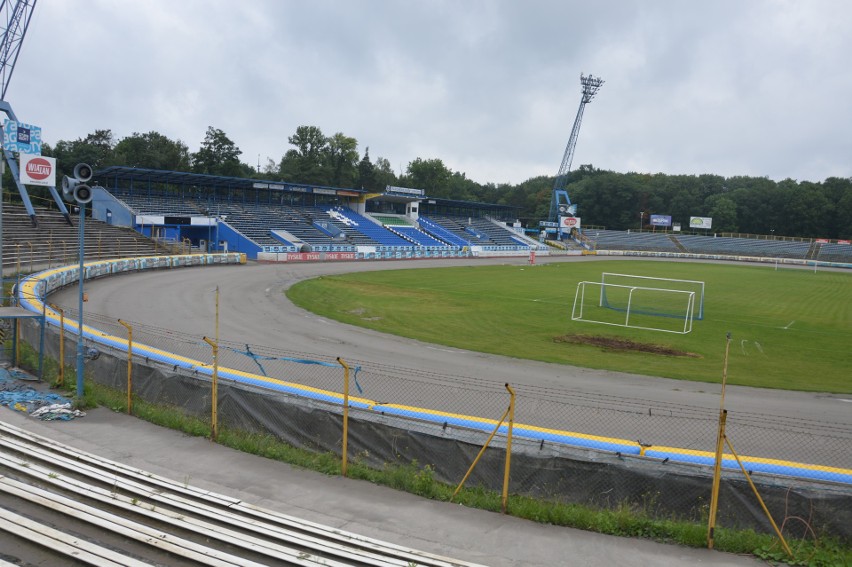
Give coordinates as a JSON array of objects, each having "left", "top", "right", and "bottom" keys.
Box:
[
  {"left": 501, "top": 383, "right": 516, "bottom": 514},
  {"left": 118, "top": 319, "right": 133, "bottom": 414},
  {"left": 337, "top": 357, "right": 351, "bottom": 477}
]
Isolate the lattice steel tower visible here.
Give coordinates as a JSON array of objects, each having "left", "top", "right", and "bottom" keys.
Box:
[
  {"left": 0, "top": 0, "right": 37, "bottom": 101},
  {"left": 548, "top": 73, "right": 604, "bottom": 223}
]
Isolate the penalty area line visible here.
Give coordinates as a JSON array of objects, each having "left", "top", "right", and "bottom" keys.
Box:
[{"left": 782, "top": 320, "right": 795, "bottom": 330}]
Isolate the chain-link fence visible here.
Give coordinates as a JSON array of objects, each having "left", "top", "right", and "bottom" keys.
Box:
[{"left": 19, "top": 306, "right": 852, "bottom": 542}]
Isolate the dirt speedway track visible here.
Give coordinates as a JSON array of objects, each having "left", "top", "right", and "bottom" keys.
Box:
[{"left": 47, "top": 256, "right": 852, "bottom": 468}]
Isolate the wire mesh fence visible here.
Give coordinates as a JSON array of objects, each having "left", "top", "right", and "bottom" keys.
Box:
[{"left": 20, "top": 308, "right": 852, "bottom": 540}]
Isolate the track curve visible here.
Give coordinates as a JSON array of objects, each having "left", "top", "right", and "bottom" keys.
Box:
[{"left": 48, "top": 256, "right": 851, "bottom": 427}]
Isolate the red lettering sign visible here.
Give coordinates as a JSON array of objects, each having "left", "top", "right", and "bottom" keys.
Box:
[{"left": 25, "top": 157, "right": 52, "bottom": 180}]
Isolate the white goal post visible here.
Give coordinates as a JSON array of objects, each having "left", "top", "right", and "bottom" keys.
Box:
[
  {"left": 600, "top": 273, "right": 705, "bottom": 320},
  {"left": 572, "top": 281, "right": 696, "bottom": 334}
]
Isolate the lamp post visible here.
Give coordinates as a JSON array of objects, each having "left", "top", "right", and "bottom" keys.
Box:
[
  {"left": 639, "top": 211, "right": 644, "bottom": 230},
  {"left": 75, "top": 201, "right": 86, "bottom": 399},
  {"left": 62, "top": 164, "right": 94, "bottom": 401}
]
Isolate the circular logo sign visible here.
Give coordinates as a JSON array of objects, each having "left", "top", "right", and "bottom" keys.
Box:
[{"left": 25, "top": 157, "right": 52, "bottom": 181}]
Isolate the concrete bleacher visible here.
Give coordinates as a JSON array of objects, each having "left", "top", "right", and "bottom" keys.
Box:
[
  {"left": 417, "top": 216, "right": 472, "bottom": 248},
  {"left": 464, "top": 217, "right": 527, "bottom": 246},
  {"left": 675, "top": 234, "right": 810, "bottom": 259},
  {"left": 587, "top": 229, "right": 814, "bottom": 260},
  {"left": 425, "top": 215, "right": 497, "bottom": 245},
  {"left": 587, "top": 230, "right": 680, "bottom": 252},
  {"left": 817, "top": 242, "right": 852, "bottom": 263},
  {"left": 1, "top": 204, "right": 171, "bottom": 275},
  {"left": 392, "top": 225, "right": 452, "bottom": 247},
  {"left": 366, "top": 214, "right": 453, "bottom": 247},
  {"left": 109, "top": 191, "right": 205, "bottom": 217},
  {"left": 319, "top": 206, "right": 412, "bottom": 247}
]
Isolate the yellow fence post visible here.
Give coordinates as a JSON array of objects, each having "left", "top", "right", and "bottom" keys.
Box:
[
  {"left": 707, "top": 333, "right": 732, "bottom": 549},
  {"left": 51, "top": 304, "right": 65, "bottom": 386},
  {"left": 337, "top": 357, "right": 350, "bottom": 477},
  {"left": 118, "top": 319, "right": 133, "bottom": 414},
  {"left": 502, "top": 383, "right": 516, "bottom": 514},
  {"left": 723, "top": 436, "right": 793, "bottom": 557},
  {"left": 202, "top": 286, "right": 220, "bottom": 440},
  {"left": 452, "top": 383, "right": 516, "bottom": 503},
  {"left": 203, "top": 336, "right": 219, "bottom": 441}
]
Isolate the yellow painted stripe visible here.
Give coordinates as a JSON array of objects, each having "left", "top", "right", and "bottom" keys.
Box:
[{"left": 21, "top": 258, "right": 852, "bottom": 479}]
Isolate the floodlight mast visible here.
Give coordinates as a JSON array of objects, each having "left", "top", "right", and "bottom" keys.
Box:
[
  {"left": 549, "top": 73, "right": 604, "bottom": 223},
  {"left": 0, "top": 0, "right": 37, "bottom": 101}
]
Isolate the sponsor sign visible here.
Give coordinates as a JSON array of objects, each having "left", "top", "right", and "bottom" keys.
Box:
[
  {"left": 689, "top": 216, "right": 713, "bottom": 229},
  {"left": 313, "top": 188, "right": 336, "bottom": 195},
  {"left": 385, "top": 185, "right": 425, "bottom": 196},
  {"left": 539, "top": 221, "right": 558, "bottom": 228},
  {"left": 3, "top": 120, "right": 42, "bottom": 154},
  {"left": 268, "top": 184, "right": 285, "bottom": 190},
  {"left": 560, "top": 216, "right": 581, "bottom": 229},
  {"left": 283, "top": 252, "right": 357, "bottom": 261},
  {"left": 337, "top": 191, "right": 359, "bottom": 197},
  {"left": 19, "top": 154, "right": 56, "bottom": 186},
  {"left": 838, "top": 240, "right": 851, "bottom": 245},
  {"left": 252, "top": 182, "right": 269, "bottom": 189},
  {"left": 673, "top": 223, "right": 682, "bottom": 232},
  {"left": 815, "top": 238, "right": 830, "bottom": 244},
  {"left": 650, "top": 214, "right": 672, "bottom": 227}
]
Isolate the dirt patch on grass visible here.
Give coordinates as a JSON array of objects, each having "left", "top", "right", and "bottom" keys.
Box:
[{"left": 554, "top": 333, "right": 702, "bottom": 358}]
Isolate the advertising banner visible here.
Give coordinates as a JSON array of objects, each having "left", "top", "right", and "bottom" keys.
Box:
[
  {"left": 19, "top": 154, "right": 56, "bottom": 186},
  {"left": 650, "top": 214, "right": 672, "bottom": 227},
  {"left": 689, "top": 216, "right": 713, "bottom": 230},
  {"left": 3, "top": 120, "right": 42, "bottom": 154},
  {"left": 560, "top": 216, "right": 581, "bottom": 229}
]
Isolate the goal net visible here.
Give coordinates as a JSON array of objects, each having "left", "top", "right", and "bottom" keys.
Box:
[
  {"left": 571, "top": 281, "right": 697, "bottom": 334},
  {"left": 600, "top": 273, "right": 705, "bottom": 320}
]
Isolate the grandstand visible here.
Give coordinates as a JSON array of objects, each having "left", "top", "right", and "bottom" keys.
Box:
[
  {"left": 1, "top": 203, "right": 172, "bottom": 274},
  {"left": 586, "top": 229, "right": 681, "bottom": 252},
  {"left": 816, "top": 242, "right": 852, "bottom": 263},
  {"left": 582, "top": 229, "right": 837, "bottom": 263},
  {"left": 675, "top": 234, "right": 811, "bottom": 259},
  {"left": 88, "top": 167, "right": 536, "bottom": 260},
  {"left": 6, "top": 164, "right": 846, "bottom": 267}
]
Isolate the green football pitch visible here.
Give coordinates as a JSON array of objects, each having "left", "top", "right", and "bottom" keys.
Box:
[{"left": 286, "top": 260, "right": 852, "bottom": 393}]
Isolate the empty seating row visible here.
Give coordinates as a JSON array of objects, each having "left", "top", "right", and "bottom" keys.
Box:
[
  {"left": 817, "top": 242, "right": 852, "bottom": 263},
  {"left": 675, "top": 234, "right": 810, "bottom": 259},
  {"left": 320, "top": 207, "right": 412, "bottom": 247},
  {"left": 587, "top": 230, "right": 680, "bottom": 252}
]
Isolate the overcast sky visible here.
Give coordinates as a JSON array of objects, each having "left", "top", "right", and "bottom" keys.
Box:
[{"left": 8, "top": 0, "right": 851, "bottom": 186}]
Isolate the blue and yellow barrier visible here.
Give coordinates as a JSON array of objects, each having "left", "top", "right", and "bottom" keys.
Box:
[{"left": 17, "top": 255, "right": 852, "bottom": 486}]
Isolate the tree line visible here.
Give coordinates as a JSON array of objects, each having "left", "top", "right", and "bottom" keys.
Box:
[{"left": 21, "top": 125, "right": 852, "bottom": 239}]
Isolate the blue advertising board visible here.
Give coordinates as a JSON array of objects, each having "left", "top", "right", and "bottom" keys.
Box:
[
  {"left": 3, "top": 120, "right": 42, "bottom": 154},
  {"left": 650, "top": 214, "right": 672, "bottom": 227}
]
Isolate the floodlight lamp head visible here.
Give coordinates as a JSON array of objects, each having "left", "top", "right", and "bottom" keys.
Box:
[{"left": 580, "top": 73, "right": 604, "bottom": 103}]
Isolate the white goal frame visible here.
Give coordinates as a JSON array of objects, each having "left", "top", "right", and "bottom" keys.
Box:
[
  {"left": 600, "top": 273, "right": 705, "bottom": 320},
  {"left": 572, "top": 281, "right": 696, "bottom": 334}
]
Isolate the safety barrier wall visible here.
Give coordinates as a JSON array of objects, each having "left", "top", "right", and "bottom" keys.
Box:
[
  {"left": 15, "top": 256, "right": 852, "bottom": 539},
  {"left": 593, "top": 249, "right": 852, "bottom": 270}
]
